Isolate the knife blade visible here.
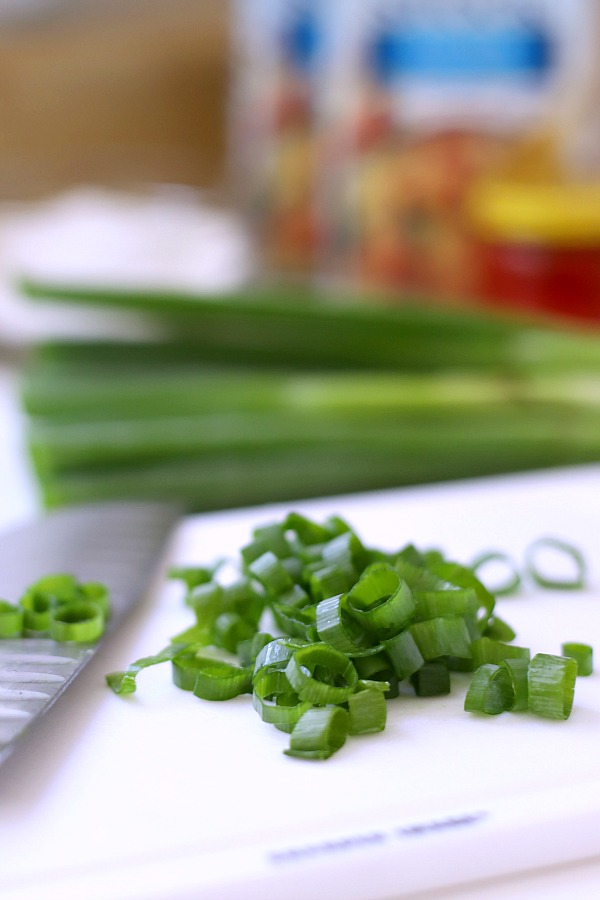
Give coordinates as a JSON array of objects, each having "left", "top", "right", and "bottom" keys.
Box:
[{"left": 0, "top": 501, "right": 181, "bottom": 767}]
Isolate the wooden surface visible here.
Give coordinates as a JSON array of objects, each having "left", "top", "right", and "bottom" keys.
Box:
[{"left": 0, "top": 0, "right": 230, "bottom": 200}]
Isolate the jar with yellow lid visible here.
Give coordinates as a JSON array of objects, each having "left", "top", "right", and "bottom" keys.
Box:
[{"left": 468, "top": 181, "right": 600, "bottom": 322}]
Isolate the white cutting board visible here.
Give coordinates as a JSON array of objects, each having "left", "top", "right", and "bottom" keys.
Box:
[{"left": 1, "top": 465, "right": 600, "bottom": 900}]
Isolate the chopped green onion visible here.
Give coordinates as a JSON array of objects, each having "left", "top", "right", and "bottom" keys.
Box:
[
  {"left": 104, "top": 508, "right": 588, "bottom": 759},
  {"left": 381, "top": 629, "right": 424, "bottom": 680},
  {"left": 483, "top": 615, "right": 517, "bottom": 642},
  {"left": 27, "top": 572, "right": 79, "bottom": 601},
  {"left": 315, "top": 593, "right": 377, "bottom": 654},
  {"left": 19, "top": 589, "right": 54, "bottom": 634},
  {"left": 284, "top": 511, "right": 333, "bottom": 545},
  {"left": 525, "top": 537, "right": 587, "bottom": 590},
  {"left": 169, "top": 564, "right": 221, "bottom": 590},
  {"left": 499, "top": 658, "right": 530, "bottom": 711},
  {"left": 471, "top": 551, "right": 522, "bottom": 596},
  {"left": 347, "top": 687, "right": 387, "bottom": 735},
  {"left": 252, "top": 670, "right": 311, "bottom": 731},
  {"left": 79, "top": 581, "right": 110, "bottom": 619},
  {"left": 0, "top": 600, "right": 25, "bottom": 637},
  {"left": 242, "top": 522, "right": 292, "bottom": 563},
  {"left": 470, "top": 636, "right": 530, "bottom": 669},
  {"left": 210, "top": 611, "right": 256, "bottom": 654},
  {"left": 0, "top": 575, "right": 110, "bottom": 643},
  {"left": 410, "top": 662, "right": 451, "bottom": 697},
  {"left": 191, "top": 658, "right": 253, "bottom": 701},
  {"left": 170, "top": 650, "right": 208, "bottom": 691},
  {"left": 413, "top": 587, "right": 478, "bottom": 621},
  {"left": 237, "top": 632, "right": 275, "bottom": 668},
  {"left": 464, "top": 664, "right": 515, "bottom": 715},
  {"left": 253, "top": 637, "right": 309, "bottom": 679},
  {"left": 353, "top": 653, "right": 399, "bottom": 699},
  {"left": 561, "top": 643, "right": 593, "bottom": 677},
  {"left": 410, "top": 615, "right": 473, "bottom": 661},
  {"left": 321, "top": 530, "right": 369, "bottom": 574},
  {"left": 285, "top": 706, "right": 349, "bottom": 760},
  {"left": 49, "top": 600, "right": 105, "bottom": 643},
  {"left": 346, "top": 564, "right": 415, "bottom": 639},
  {"left": 308, "top": 563, "right": 357, "bottom": 603},
  {"left": 248, "top": 551, "right": 294, "bottom": 596},
  {"left": 106, "top": 645, "right": 185, "bottom": 694},
  {"left": 285, "top": 644, "right": 359, "bottom": 705},
  {"left": 426, "top": 559, "right": 496, "bottom": 633},
  {"left": 528, "top": 653, "right": 577, "bottom": 720},
  {"left": 271, "top": 602, "right": 317, "bottom": 641}
]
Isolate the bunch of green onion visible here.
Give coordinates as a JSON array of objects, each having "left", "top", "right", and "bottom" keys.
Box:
[
  {"left": 0, "top": 573, "right": 109, "bottom": 643},
  {"left": 18, "top": 279, "right": 600, "bottom": 513},
  {"left": 106, "top": 512, "right": 589, "bottom": 760}
]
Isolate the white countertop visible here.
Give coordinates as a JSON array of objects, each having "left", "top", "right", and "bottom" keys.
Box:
[
  {"left": 0, "top": 362, "right": 40, "bottom": 532},
  {"left": 2, "top": 461, "right": 600, "bottom": 900}
]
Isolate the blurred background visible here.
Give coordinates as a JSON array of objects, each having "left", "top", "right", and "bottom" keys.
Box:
[
  {"left": 2, "top": 0, "right": 600, "bottom": 529},
  {"left": 0, "top": 0, "right": 228, "bottom": 198}
]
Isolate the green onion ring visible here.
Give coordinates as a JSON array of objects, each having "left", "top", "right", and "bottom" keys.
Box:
[
  {"left": 315, "top": 593, "right": 378, "bottom": 654},
  {"left": 528, "top": 653, "right": 577, "bottom": 720},
  {"left": 464, "top": 663, "right": 515, "bottom": 715},
  {"left": 0, "top": 600, "right": 25, "bottom": 637},
  {"left": 347, "top": 687, "right": 387, "bottom": 735},
  {"left": 285, "top": 706, "right": 349, "bottom": 760},
  {"left": 252, "top": 670, "right": 311, "bottom": 731},
  {"left": 524, "top": 537, "right": 587, "bottom": 590},
  {"left": 346, "top": 563, "right": 415, "bottom": 639},
  {"left": 499, "top": 658, "right": 530, "bottom": 710},
  {"left": 192, "top": 658, "right": 253, "bottom": 701},
  {"left": 49, "top": 600, "right": 105, "bottom": 643},
  {"left": 285, "top": 644, "right": 358, "bottom": 704},
  {"left": 471, "top": 551, "right": 521, "bottom": 596},
  {"left": 561, "top": 642, "right": 594, "bottom": 677},
  {"left": 19, "top": 589, "right": 55, "bottom": 634}
]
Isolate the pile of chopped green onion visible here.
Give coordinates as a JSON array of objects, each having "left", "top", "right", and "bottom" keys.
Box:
[
  {"left": 106, "top": 513, "right": 591, "bottom": 760},
  {"left": 17, "top": 281, "right": 600, "bottom": 513},
  {"left": 0, "top": 574, "right": 110, "bottom": 643}
]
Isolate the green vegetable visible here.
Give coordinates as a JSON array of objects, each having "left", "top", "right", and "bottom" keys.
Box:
[
  {"left": 527, "top": 653, "right": 578, "bottom": 720},
  {"left": 347, "top": 686, "right": 388, "bottom": 735},
  {"left": 106, "top": 511, "right": 590, "bottom": 759},
  {"left": 285, "top": 644, "right": 359, "bottom": 705},
  {"left": 464, "top": 663, "right": 515, "bottom": 715},
  {"left": 561, "top": 642, "right": 594, "bottom": 677},
  {"left": 252, "top": 670, "right": 312, "bottom": 731},
  {"left": 471, "top": 551, "right": 522, "bottom": 596},
  {"left": 49, "top": 600, "right": 105, "bottom": 643},
  {"left": 18, "top": 281, "right": 600, "bottom": 515},
  {"left": 470, "top": 637, "right": 530, "bottom": 669},
  {"left": 525, "top": 537, "right": 587, "bottom": 590},
  {"left": 0, "top": 575, "right": 110, "bottom": 644},
  {"left": 106, "top": 645, "right": 184, "bottom": 695},
  {"left": 410, "top": 662, "right": 451, "bottom": 697},
  {"left": 191, "top": 658, "right": 253, "bottom": 701},
  {"left": 284, "top": 706, "right": 349, "bottom": 760},
  {"left": 18, "top": 280, "right": 600, "bottom": 375},
  {"left": 499, "top": 658, "right": 530, "bottom": 711},
  {"left": 0, "top": 601, "right": 24, "bottom": 638}
]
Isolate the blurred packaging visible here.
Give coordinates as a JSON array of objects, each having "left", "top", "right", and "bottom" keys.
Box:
[
  {"left": 319, "top": 0, "right": 600, "bottom": 316},
  {"left": 229, "top": 0, "right": 326, "bottom": 274},
  {"left": 468, "top": 179, "right": 600, "bottom": 322},
  {"left": 230, "top": 0, "right": 600, "bottom": 320}
]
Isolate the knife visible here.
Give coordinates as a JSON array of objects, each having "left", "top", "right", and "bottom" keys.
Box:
[{"left": 0, "top": 501, "right": 181, "bottom": 767}]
